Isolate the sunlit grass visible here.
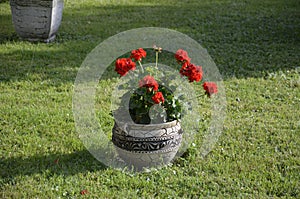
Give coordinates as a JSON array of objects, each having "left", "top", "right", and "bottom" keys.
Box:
[{"left": 0, "top": 0, "right": 299, "bottom": 198}]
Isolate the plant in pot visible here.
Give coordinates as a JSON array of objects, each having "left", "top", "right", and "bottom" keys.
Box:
[
  {"left": 111, "top": 46, "right": 218, "bottom": 171},
  {"left": 9, "top": 0, "right": 64, "bottom": 42}
]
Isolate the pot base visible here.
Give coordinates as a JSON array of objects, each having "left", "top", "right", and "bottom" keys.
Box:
[{"left": 23, "top": 35, "right": 56, "bottom": 43}]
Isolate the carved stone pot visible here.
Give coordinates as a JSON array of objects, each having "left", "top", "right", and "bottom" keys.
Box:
[
  {"left": 10, "top": 0, "right": 64, "bottom": 42},
  {"left": 112, "top": 120, "right": 183, "bottom": 171}
]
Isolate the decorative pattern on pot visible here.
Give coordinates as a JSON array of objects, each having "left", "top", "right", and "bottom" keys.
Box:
[
  {"left": 10, "top": 0, "right": 64, "bottom": 42},
  {"left": 112, "top": 120, "right": 183, "bottom": 171}
]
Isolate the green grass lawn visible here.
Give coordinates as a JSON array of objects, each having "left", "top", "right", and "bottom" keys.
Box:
[{"left": 1, "top": 0, "right": 300, "bottom": 198}]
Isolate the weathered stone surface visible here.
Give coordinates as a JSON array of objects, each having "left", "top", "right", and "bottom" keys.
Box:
[
  {"left": 10, "top": 0, "right": 63, "bottom": 42},
  {"left": 10, "top": 0, "right": 60, "bottom": 8}
]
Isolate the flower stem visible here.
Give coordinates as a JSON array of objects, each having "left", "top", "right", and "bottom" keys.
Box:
[
  {"left": 155, "top": 51, "right": 159, "bottom": 68},
  {"left": 138, "top": 60, "right": 144, "bottom": 73}
]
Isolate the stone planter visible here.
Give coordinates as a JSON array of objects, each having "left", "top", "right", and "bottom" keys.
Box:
[
  {"left": 112, "top": 120, "right": 183, "bottom": 171},
  {"left": 10, "top": 0, "right": 64, "bottom": 42}
]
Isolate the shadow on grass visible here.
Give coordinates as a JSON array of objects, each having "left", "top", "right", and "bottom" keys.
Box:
[
  {"left": 0, "top": 48, "right": 81, "bottom": 83},
  {"left": 0, "top": 150, "right": 107, "bottom": 184},
  {"left": 1, "top": 2, "right": 299, "bottom": 80}
]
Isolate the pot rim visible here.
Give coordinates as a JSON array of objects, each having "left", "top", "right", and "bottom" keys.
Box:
[{"left": 114, "top": 119, "right": 179, "bottom": 130}]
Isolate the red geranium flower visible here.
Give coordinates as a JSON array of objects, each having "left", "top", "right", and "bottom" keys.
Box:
[
  {"left": 175, "top": 49, "right": 191, "bottom": 63},
  {"left": 203, "top": 82, "right": 218, "bottom": 97},
  {"left": 130, "top": 48, "right": 147, "bottom": 61},
  {"left": 115, "top": 58, "right": 136, "bottom": 77},
  {"left": 54, "top": 158, "right": 59, "bottom": 164},
  {"left": 139, "top": 75, "right": 159, "bottom": 91},
  {"left": 180, "top": 62, "right": 203, "bottom": 82},
  {"left": 80, "top": 189, "right": 88, "bottom": 195},
  {"left": 152, "top": 92, "right": 165, "bottom": 104},
  {"left": 188, "top": 65, "right": 203, "bottom": 82}
]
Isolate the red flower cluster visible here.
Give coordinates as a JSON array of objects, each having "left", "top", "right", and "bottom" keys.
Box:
[
  {"left": 115, "top": 58, "right": 136, "bottom": 77},
  {"left": 152, "top": 92, "right": 165, "bottom": 104},
  {"left": 139, "top": 75, "right": 159, "bottom": 91},
  {"left": 203, "top": 82, "right": 218, "bottom": 97},
  {"left": 176, "top": 49, "right": 203, "bottom": 83},
  {"left": 130, "top": 48, "right": 147, "bottom": 61},
  {"left": 139, "top": 75, "right": 165, "bottom": 104},
  {"left": 176, "top": 49, "right": 217, "bottom": 97},
  {"left": 115, "top": 48, "right": 147, "bottom": 77},
  {"left": 175, "top": 49, "right": 191, "bottom": 63},
  {"left": 180, "top": 62, "right": 203, "bottom": 82},
  {"left": 115, "top": 47, "right": 218, "bottom": 118}
]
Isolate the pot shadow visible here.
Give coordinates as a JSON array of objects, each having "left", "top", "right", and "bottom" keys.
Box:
[{"left": 0, "top": 150, "right": 107, "bottom": 184}]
